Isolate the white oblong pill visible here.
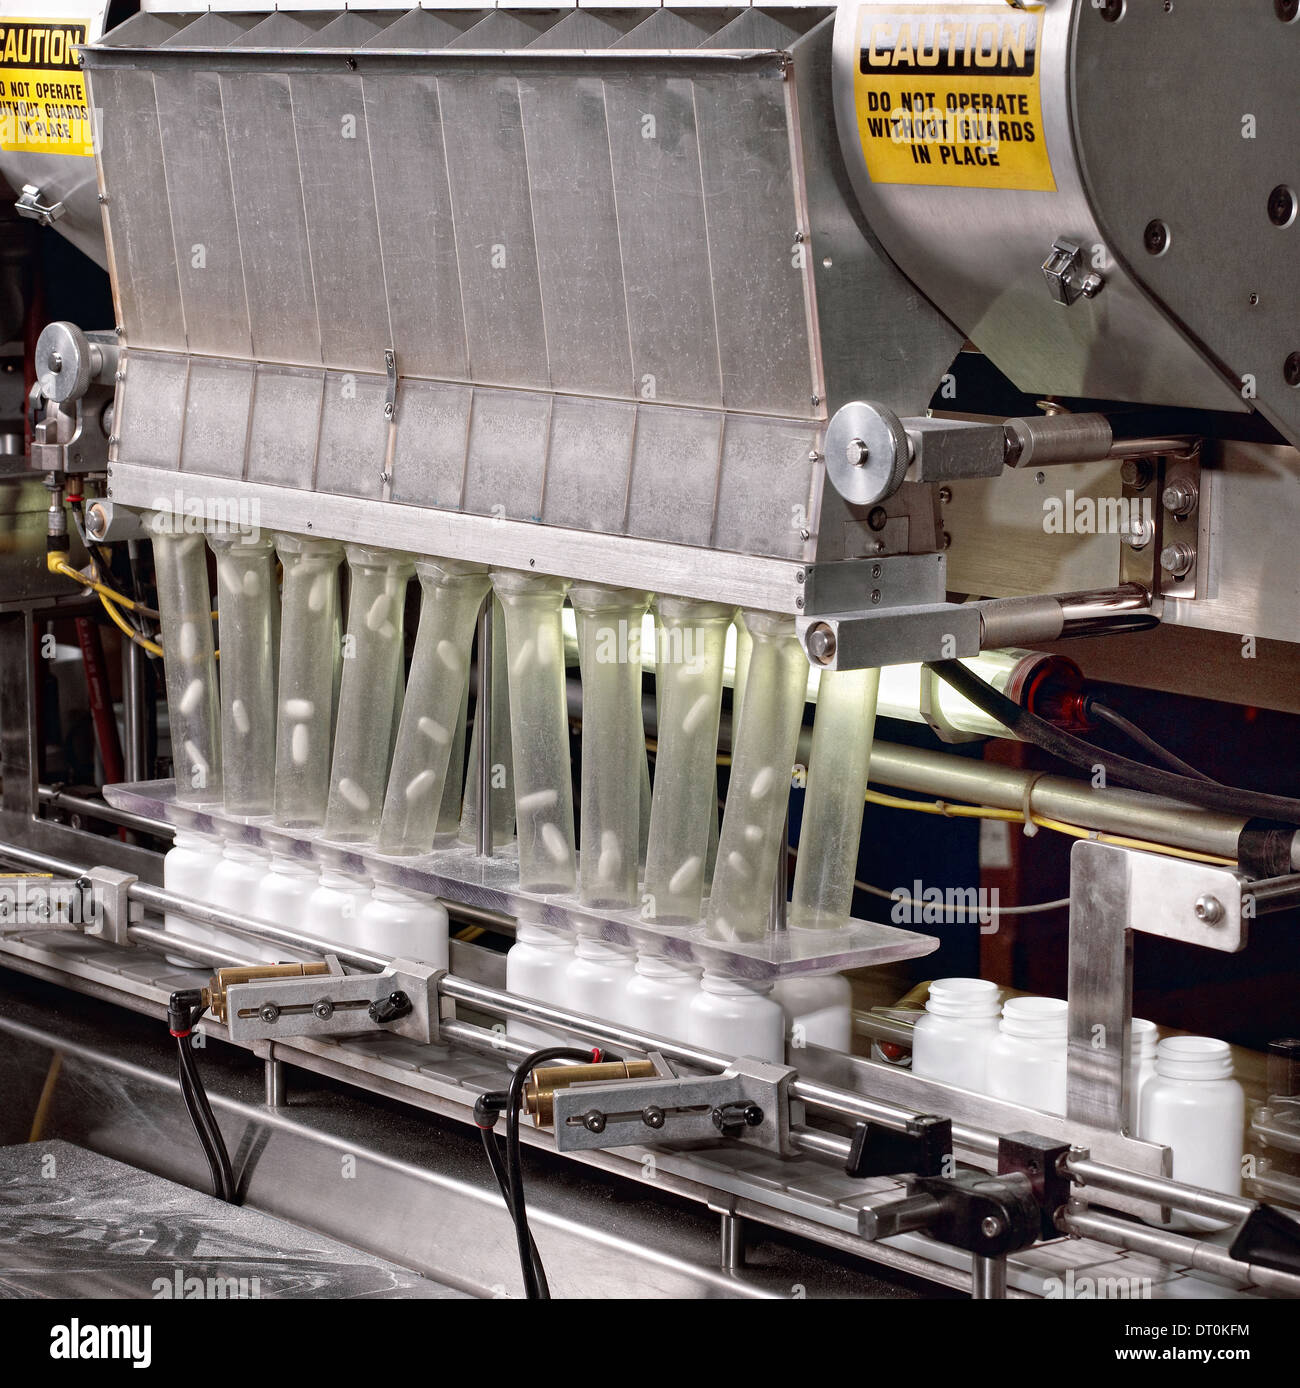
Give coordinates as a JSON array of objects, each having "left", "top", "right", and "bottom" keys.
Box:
[
  {"left": 366, "top": 594, "right": 391, "bottom": 631},
  {"left": 231, "top": 698, "right": 251, "bottom": 735},
  {"left": 179, "top": 622, "right": 197, "bottom": 660},
  {"left": 669, "top": 856, "right": 702, "bottom": 896},
  {"left": 597, "top": 829, "right": 623, "bottom": 883},
  {"left": 291, "top": 724, "right": 310, "bottom": 765},
  {"left": 726, "top": 850, "right": 750, "bottom": 878},
  {"left": 405, "top": 769, "right": 437, "bottom": 803},
  {"left": 242, "top": 568, "right": 262, "bottom": 598},
  {"left": 749, "top": 766, "right": 775, "bottom": 800},
  {"left": 681, "top": 693, "right": 712, "bottom": 736},
  {"left": 283, "top": 698, "right": 314, "bottom": 720},
  {"left": 541, "top": 823, "right": 570, "bottom": 864},
  {"left": 178, "top": 677, "right": 204, "bottom": 716},
  {"left": 307, "top": 573, "right": 330, "bottom": 613},
  {"left": 183, "top": 740, "right": 208, "bottom": 778},
  {"left": 418, "top": 716, "right": 451, "bottom": 746},
  {"left": 436, "top": 639, "right": 462, "bottom": 673},
  {"left": 338, "top": 778, "right": 370, "bottom": 812},
  {"left": 518, "top": 788, "right": 558, "bottom": 814}
]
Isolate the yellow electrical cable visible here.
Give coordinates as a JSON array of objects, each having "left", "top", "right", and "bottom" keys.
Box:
[{"left": 95, "top": 586, "right": 164, "bottom": 658}]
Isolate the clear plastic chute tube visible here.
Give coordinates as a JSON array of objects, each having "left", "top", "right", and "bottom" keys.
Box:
[
  {"left": 209, "top": 530, "right": 277, "bottom": 816},
  {"left": 324, "top": 545, "right": 413, "bottom": 843},
  {"left": 570, "top": 583, "right": 651, "bottom": 910},
  {"left": 790, "top": 667, "right": 881, "bottom": 929},
  {"left": 150, "top": 518, "right": 221, "bottom": 804},
  {"left": 706, "top": 611, "right": 808, "bottom": 942},
  {"left": 460, "top": 597, "right": 516, "bottom": 850},
  {"left": 272, "top": 534, "right": 343, "bottom": 828},
  {"left": 378, "top": 559, "right": 489, "bottom": 855},
  {"left": 643, "top": 598, "right": 734, "bottom": 923},
  {"left": 440, "top": 675, "right": 470, "bottom": 839},
  {"left": 492, "top": 569, "right": 576, "bottom": 893}
]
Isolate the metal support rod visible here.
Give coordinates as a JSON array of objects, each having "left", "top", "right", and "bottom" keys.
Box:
[
  {"left": 1059, "top": 1207, "right": 1300, "bottom": 1298},
  {"left": 1065, "top": 1155, "right": 1255, "bottom": 1225},
  {"left": 970, "top": 1254, "right": 1008, "bottom": 1300},
  {"left": 37, "top": 785, "right": 170, "bottom": 836},
  {"left": 475, "top": 596, "right": 494, "bottom": 859},
  {"left": 720, "top": 1212, "right": 745, "bottom": 1270},
  {"left": 265, "top": 1050, "right": 285, "bottom": 1107},
  {"left": 121, "top": 635, "right": 147, "bottom": 783}
]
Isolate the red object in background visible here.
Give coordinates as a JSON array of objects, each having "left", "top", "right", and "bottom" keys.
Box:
[{"left": 74, "top": 616, "right": 125, "bottom": 786}]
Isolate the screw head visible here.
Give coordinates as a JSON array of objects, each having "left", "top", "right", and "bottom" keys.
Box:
[
  {"left": 1160, "top": 542, "right": 1194, "bottom": 578},
  {"left": 867, "top": 505, "right": 889, "bottom": 532},
  {"left": 313, "top": 998, "right": 335, "bottom": 1020},
  {"left": 1285, "top": 352, "right": 1300, "bottom": 388},
  {"left": 1277, "top": 0, "right": 1299, "bottom": 23},
  {"left": 846, "top": 437, "right": 870, "bottom": 468},
  {"left": 642, "top": 1106, "right": 665, "bottom": 1130},
  {"left": 980, "top": 1215, "right": 1005, "bottom": 1239},
  {"left": 937, "top": 486, "right": 952, "bottom": 504},
  {"left": 870, "top": 588, "right": 882, "bottom": 605},
  {"left": 259, "top": 1003, "right": 281, "bottom": 1024},
  {"left": 1143, "top": 219, "right": 1170, "bottom": 256},
  {"left": 1162, "top": 479, "right": 1198, "bottom": 517},
  {"left": 1194, "top": 894, "right": 1224, "bottom": 924},
  {"left": 583, "top": 1109, "right": 607, "bottom": 1134},
  {"left": 1268, "top": 185, "right": 1296, "bottom": 228},
  {"left": 1119, "top": 458, "right": 1152, "bottom": 489},
  {"left": 806, "top": 621, "right": 837, "bottom": 665}
]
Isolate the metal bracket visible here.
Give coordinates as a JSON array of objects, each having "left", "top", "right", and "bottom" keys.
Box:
[
  {"left": 383, "top": 348, "right": 397, "bottom": 421},
  {"left": 1042, "top": 237, "right": 1103, "bottom": 307},
  {"left": 225, "top": 959, "right": 443, "bottom": 1044},
  {"left": 0, "top": 874, "right": 87, "bottom": 935},
  {"left": 798, "top": 601, "right": 981, "bottom": 672},
  {"left": 81, "top": 866, "right": 139, "bottom": 947},
  {"left": 551, "top": 1056, "right": 800, "bottom": 1157},
  {"left": 15, "top": 183, "right": 65, "bottom": 227}
]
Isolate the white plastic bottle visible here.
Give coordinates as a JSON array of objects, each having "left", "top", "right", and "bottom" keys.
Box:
[
  {"left": 911, "top": 977, "right": 1002, "bottom": 1092},
  {"left": 624, "top": 951, "right": 701, "bottom": 1043},
  {"left": 505, "top": 920, "right": 576, "bottom": 1047},
  {"left": 208, "top": 840, "right": 281, "bottom": 963},
  {"left": 1130, "top": 1018, "right": 1159, "bottom": 1132},
  {"left": 1140, "top": 1035, "right": 1245, "bottom": 1230},
  {"left": 685, "top": 971, "right": 785, "bottom": 1063},
  {"left": 563, "top": 934, "right": 636, "bottom": 1029},
  {"left": 162, "top": 829, "right": 226, "bottom": 967},
  {"left": 357, "top": 884, "right": 449, "bottom": 967},
  {"left": 986, "top": 996, "right": 1069, "bottom": 1115},
  {"left": 772, "top": 972, "right": 853, "bottom": 1053},
  {"left": 249, "top": 850, "right": 323, "bottom": 964},
  {"left": 304, "top": 867, "right": 373, "bottom": 947}
]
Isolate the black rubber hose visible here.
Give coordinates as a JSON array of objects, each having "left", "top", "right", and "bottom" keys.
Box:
[
  {"left": 176, "top": 1037, "right": 227, "bottom": 1202},
  {"left": 478, "top": 1123, "right": 546, "bottom": 1293},
  {"left": 505, "top": 1046, "right": 595, "bottom": 1300},
  {"left": 175, "top": 1013, "right": 236, "bottom": 1203},
  {"left": 1086, "top": 699, "right": 1216, "bottom": 784},
  {"left": 926, "top": 660, "right": 1300, "bottom": 829}
]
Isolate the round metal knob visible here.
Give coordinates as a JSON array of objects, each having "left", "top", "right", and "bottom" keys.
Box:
[
  {"left": 823, "top": 401, "right": 911, "bottom": 507},
  {"left": 35, "top": 321, "right": 95, "bottom": 403}
]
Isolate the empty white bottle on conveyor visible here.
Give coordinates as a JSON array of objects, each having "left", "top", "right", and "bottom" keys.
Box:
[
  {"left": 772, "top": 972, "right": 854, "bottom": 1053},
  {"left": 986, "top": 996, "right": 1069, "bottom": 1115},
  {"left": 624, "top": 951, "right": 701, "bottom": 1043},
  {"left": 1140, "top": 1035, "right": 1245, "bottom": 1230},
  {"left": 506, "top": 918, "right": 576, "bottom": 1047},
  {"left": 357, "top": 884, "right": 449, "bottom": 967},
  {"left": 685, "top": 971, "right": 785, "bottom": 1064},
  {"left": 1130, "top": 1017, "right": 1159, "bottom": 1132},
  {"left": 910, "top": 977, "right": 1002, "bottom": 1092},
  {"left": 162, "top": 829, "right": 226, "bottom": 968}
]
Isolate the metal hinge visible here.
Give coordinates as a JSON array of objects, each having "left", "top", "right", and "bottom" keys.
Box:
[{"left": 1042, "top": 237, "right": 1103, "bottom": 307}]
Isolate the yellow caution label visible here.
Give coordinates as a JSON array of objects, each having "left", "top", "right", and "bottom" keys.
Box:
[
  {"left": 0, "top": 17, "right": 93, "bottom": 157},
  {"left": 852, "top": 3, "right": 1055, "bottom": 192}
]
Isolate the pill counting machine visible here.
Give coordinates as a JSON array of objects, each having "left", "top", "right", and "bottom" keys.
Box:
[{"left": 3, "top": 0, "right": 1300, "bottom": 1301}]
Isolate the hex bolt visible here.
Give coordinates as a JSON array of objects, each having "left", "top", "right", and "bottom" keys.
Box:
[
  {"left": 1162, "top": 479, "right": 1198, "bottom": 517},
  {"left": 583, "top": 1109, "right": 607, "bottom": 1135},
  {"left": 642, "top": 1106, "right": 665, "bottom": 1130},
  {"left": 1120, "top": 458, "right": 1153, "bottom": 489},
  {"left": 1124, "top": 517, "right": 1154, "bottom": 551},
  {"left": 1194, "top": 895, "right": 1224, "bottom": 925},
  {"left": 1159, "top": 542, "right": 1195, "bottom": 579}
]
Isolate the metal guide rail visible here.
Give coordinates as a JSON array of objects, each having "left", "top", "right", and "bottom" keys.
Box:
[{"left": 2, "top": 834, "right": 1298, "bottom": 1299}]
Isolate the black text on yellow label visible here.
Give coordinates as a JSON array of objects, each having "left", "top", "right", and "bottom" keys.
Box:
[
  {"left": 852, "top": 3, "right": 1055, "bottom": 192},
  {"left": 0, "top": 17, "right": 93, "bottom": 158}
]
